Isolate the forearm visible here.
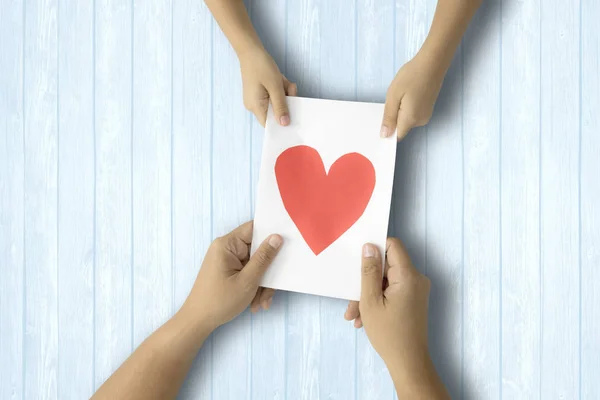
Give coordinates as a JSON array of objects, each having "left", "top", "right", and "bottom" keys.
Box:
[
  {"left": 386, "top": 348, "right": 450, "bottom": 400},
  {"left": 92, "top": 308, "right": 212, "bottom": 400},
  {"left": 204, "top": 0, "right": 264, "bottom": 56},
  {"left": 419, "top": 0, "right": 482, "bottom": 73}
]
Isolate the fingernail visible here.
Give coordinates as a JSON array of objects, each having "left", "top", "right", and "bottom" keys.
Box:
[
  {"left": 362, "top": 243, "right": 376, "bottom": 258},
  {"left": 380, "top": 125, "right": 391, "bottom": 138},
  {"left": 268, "top": 234, "right": 283, "bottom": 249},
  {"left": 279, "top": 115, "right": 290, "bottom": 126},
  {"left": 266, "top": 297, "right": 273, "bottom": 309}
]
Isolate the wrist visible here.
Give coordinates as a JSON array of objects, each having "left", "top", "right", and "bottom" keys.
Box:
[
  {"left": 386, "top": 347, "right": 449, "bottom": 399},
  {"left": 176, "top": 302, "right": 216, "bottom": 344},
  {"left": 235, "top": 40, "right": 265, "bottom": 61},
  {"left": 415, "top": 43, "right": 453, "bottom": 78}
]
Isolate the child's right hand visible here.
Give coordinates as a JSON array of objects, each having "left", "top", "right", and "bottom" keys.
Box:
[{"left": 238, "top": 47, "right": 297, "bottom": 127}]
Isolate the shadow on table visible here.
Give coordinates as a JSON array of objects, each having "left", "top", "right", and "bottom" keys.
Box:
[{"left": 249, "top": 0, "right": 506, "bottom": 398}]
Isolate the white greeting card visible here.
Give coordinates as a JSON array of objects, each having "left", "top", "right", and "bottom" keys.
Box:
[{"left": 251, "top": 96, "right": 397, "bottom": 301}]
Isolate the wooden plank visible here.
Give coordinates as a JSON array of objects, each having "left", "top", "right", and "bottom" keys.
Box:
[
  {"left": 131, "top": 0, "right": 172, "bottom": 345},
  {"left": 392, "top": 1, "right": 429, "bottom": 399},
  {"left": 316, "top": 0, "right": 360, "bottom": 398},
  {"left": 540, "top": 0, "right": 580, "bottom": 397},
  {"left": 424, "top": 3, "right": 463, "bottom": 399},
  {"left": 210, "top": 3, "right": 253, "bottom": 398},
  {"left": 355, "top": 1, "right": 395, "bottom": 399},
  {"left": 392, "top": 0, "right": 428, "bottom": 271},
  {"left": 461, "top": 2, "right": 501, "bottom": 399},
  {"left": 0, "top": 1, "right": 24, "bottom": 399},
  {"left": 581, "top": 1, "right": 600, "bottom": 397},
  {"left": 284, "top": 1, "right": 321, "bottom": 398},
  {"left": 500, "top": 0, "right": 541, "bottom": 397},
  {"left": 57, "top": 0, "right": 95, "bottom": 397},
  {"left": 247, "top": 1, "right": 287, "bottom": 398},
  {"left": 171, "top": 1, "right": 213, "bottom": 398},
  {"left": 94, "top": 0, "right": 133, "bottom": 388},
  {"left": 23, "top": 0, "right": 59, "bottom": 398}
]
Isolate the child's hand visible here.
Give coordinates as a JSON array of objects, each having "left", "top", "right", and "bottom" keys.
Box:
[
  {"left": 380, "top": 51, "right": 445, "bottom": 140},
  {"left": 182, "top": 222, "right": 283, "bottom": 332},
  {"left": 239, "top": 48, "right": 297, "bottom": 127},
  {"left": 346, "top": 239, "right": 431, "bottom": 372}
]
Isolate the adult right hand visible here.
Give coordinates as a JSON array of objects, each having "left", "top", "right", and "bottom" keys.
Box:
[{"left": 352, "top": 238, "right": 450, "bottom": 399}]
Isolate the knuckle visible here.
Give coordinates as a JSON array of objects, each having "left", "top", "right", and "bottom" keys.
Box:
[
  {"left": 254, "top": 248, "right": 274, "bottom": 265},
  {"left": 362, "top": 262, "right": 379, "bottom": 276},
  {"left": 212, "top": 236, "right": 227, "bottom": 250}
]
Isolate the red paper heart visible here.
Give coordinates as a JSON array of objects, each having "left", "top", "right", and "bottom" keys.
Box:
[{"left": 275, "top": 145, "right": 376, "bottom": 255}]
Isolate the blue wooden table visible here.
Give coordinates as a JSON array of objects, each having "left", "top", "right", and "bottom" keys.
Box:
[{"left": 1, "top": 0, "right": 599, "bottom": 399}]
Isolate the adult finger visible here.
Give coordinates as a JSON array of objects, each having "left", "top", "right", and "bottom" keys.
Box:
[
  {"left": 251, "top": 288, "right": 263, "bottom": 313},
  {"left": 230, "top": 221, "right": 253, "bottom": 245},
  {"left": 354, "top": 316, "right": 363, "bottom": 329},
  {"left": 259, "top": 288, "right": 276, "bottom": 310},
  {"left": 267, "top": 80, "right": 290, "bottom": 126},
  {"left": 361, "top": 243, "right": 383, "bottom": 301},
  {"left": 381, "top": 92, "right": 401, "bottom": 138},
  {"left": 344, "top": 301, "right": 360, "bottom": 321},
  {"left": 239, "top": 234, "right": 283, "bottom": 287}
]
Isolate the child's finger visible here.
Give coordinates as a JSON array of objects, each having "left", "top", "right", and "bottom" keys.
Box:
[
  {"left": 381, "top": 93, "right": 401, "bottom": 138},
  {"left": 396, "top": 111, "right": 415, "bottom": 140},
  {"left": 267, "top": 82, "right": 290, "bottom": 126},
  {"left": 284, "top": 77, "right": 298, "bottom": 97}
]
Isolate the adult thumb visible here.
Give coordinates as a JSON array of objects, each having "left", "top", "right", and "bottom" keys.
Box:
[
  {"left": 240, "top": 234, "right": 283, "bottom": 287},
  {"left": 361, "top": 243, "right": 383, "bottom": 301}
]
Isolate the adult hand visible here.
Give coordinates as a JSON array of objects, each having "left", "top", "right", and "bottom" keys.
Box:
[
  {"left": 348, "top": 239, "right": 448, "bottom": 398},
  {"left": 380, "top": 51, "right": 445, "bottom": 140},
  {"left": 182, "top": 221, "right": 283, "bottom": 331},
  {"left": 239, "top": 47, "right": 297, "bottom": 127}
]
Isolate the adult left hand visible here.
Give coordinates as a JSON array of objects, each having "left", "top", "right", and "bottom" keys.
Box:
[{"left": 182, "top": 221, "right": 283, "bottom": 331}]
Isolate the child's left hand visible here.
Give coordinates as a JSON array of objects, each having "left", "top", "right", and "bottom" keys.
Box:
[{"left": 380, "top": 51, "right": 446, "bottom": 140}]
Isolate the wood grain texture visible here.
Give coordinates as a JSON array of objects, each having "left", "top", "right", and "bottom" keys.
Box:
[
  {"left": 248, "top": 1, "right": 288, "bottom": 399},
  {"left": 0, "top": 2, "right": 24, "bottom": 399},
  {"left": 172, "top": 1, "right": 213, "bottom": 398},
  {"left": 581, "top": 1, "right": 600, "bottom": 398},
  {"left": 392, "top": 1, "right": 429, "bottom": 400},
  {"left": 392, "top": 0, "right": 428, "bottom": 281},
  {"left": 356, "top": 1, "right": 395, "bottom": 399},
  {"left": 2, "top": 0, "right": 600, "bottom": 399},
  {"left": 57, "top": 0, "right": 95, "bottom": 397},
  {"left": 131, "top": 0, "right": 173, "bottom": 347},
  {"left": 210, "top": 4, "right": 253, "bottom": 398},
  {"left": 284, "top": 2, "right": 322, "bottom": 399},
  {"left": 23, "top": 0, "right": 59, "bottom": 398},
  {"left": 94, "top": 0, "right": 133, "bottom": 389},
  {"left": 501, "top": 0, "right": 541, "bottom": 398},
  {"left": 318, "top": 0, "right": 358, "bottom": 398},
  {"left": 424, "top": 1, "right": 464, "bottom": 398},
  {"left": 540, "top": 0, "right": 580, "bottom": 397},
  {"left": 461, "top": 2, "right": 501, "bottom": 399}
]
